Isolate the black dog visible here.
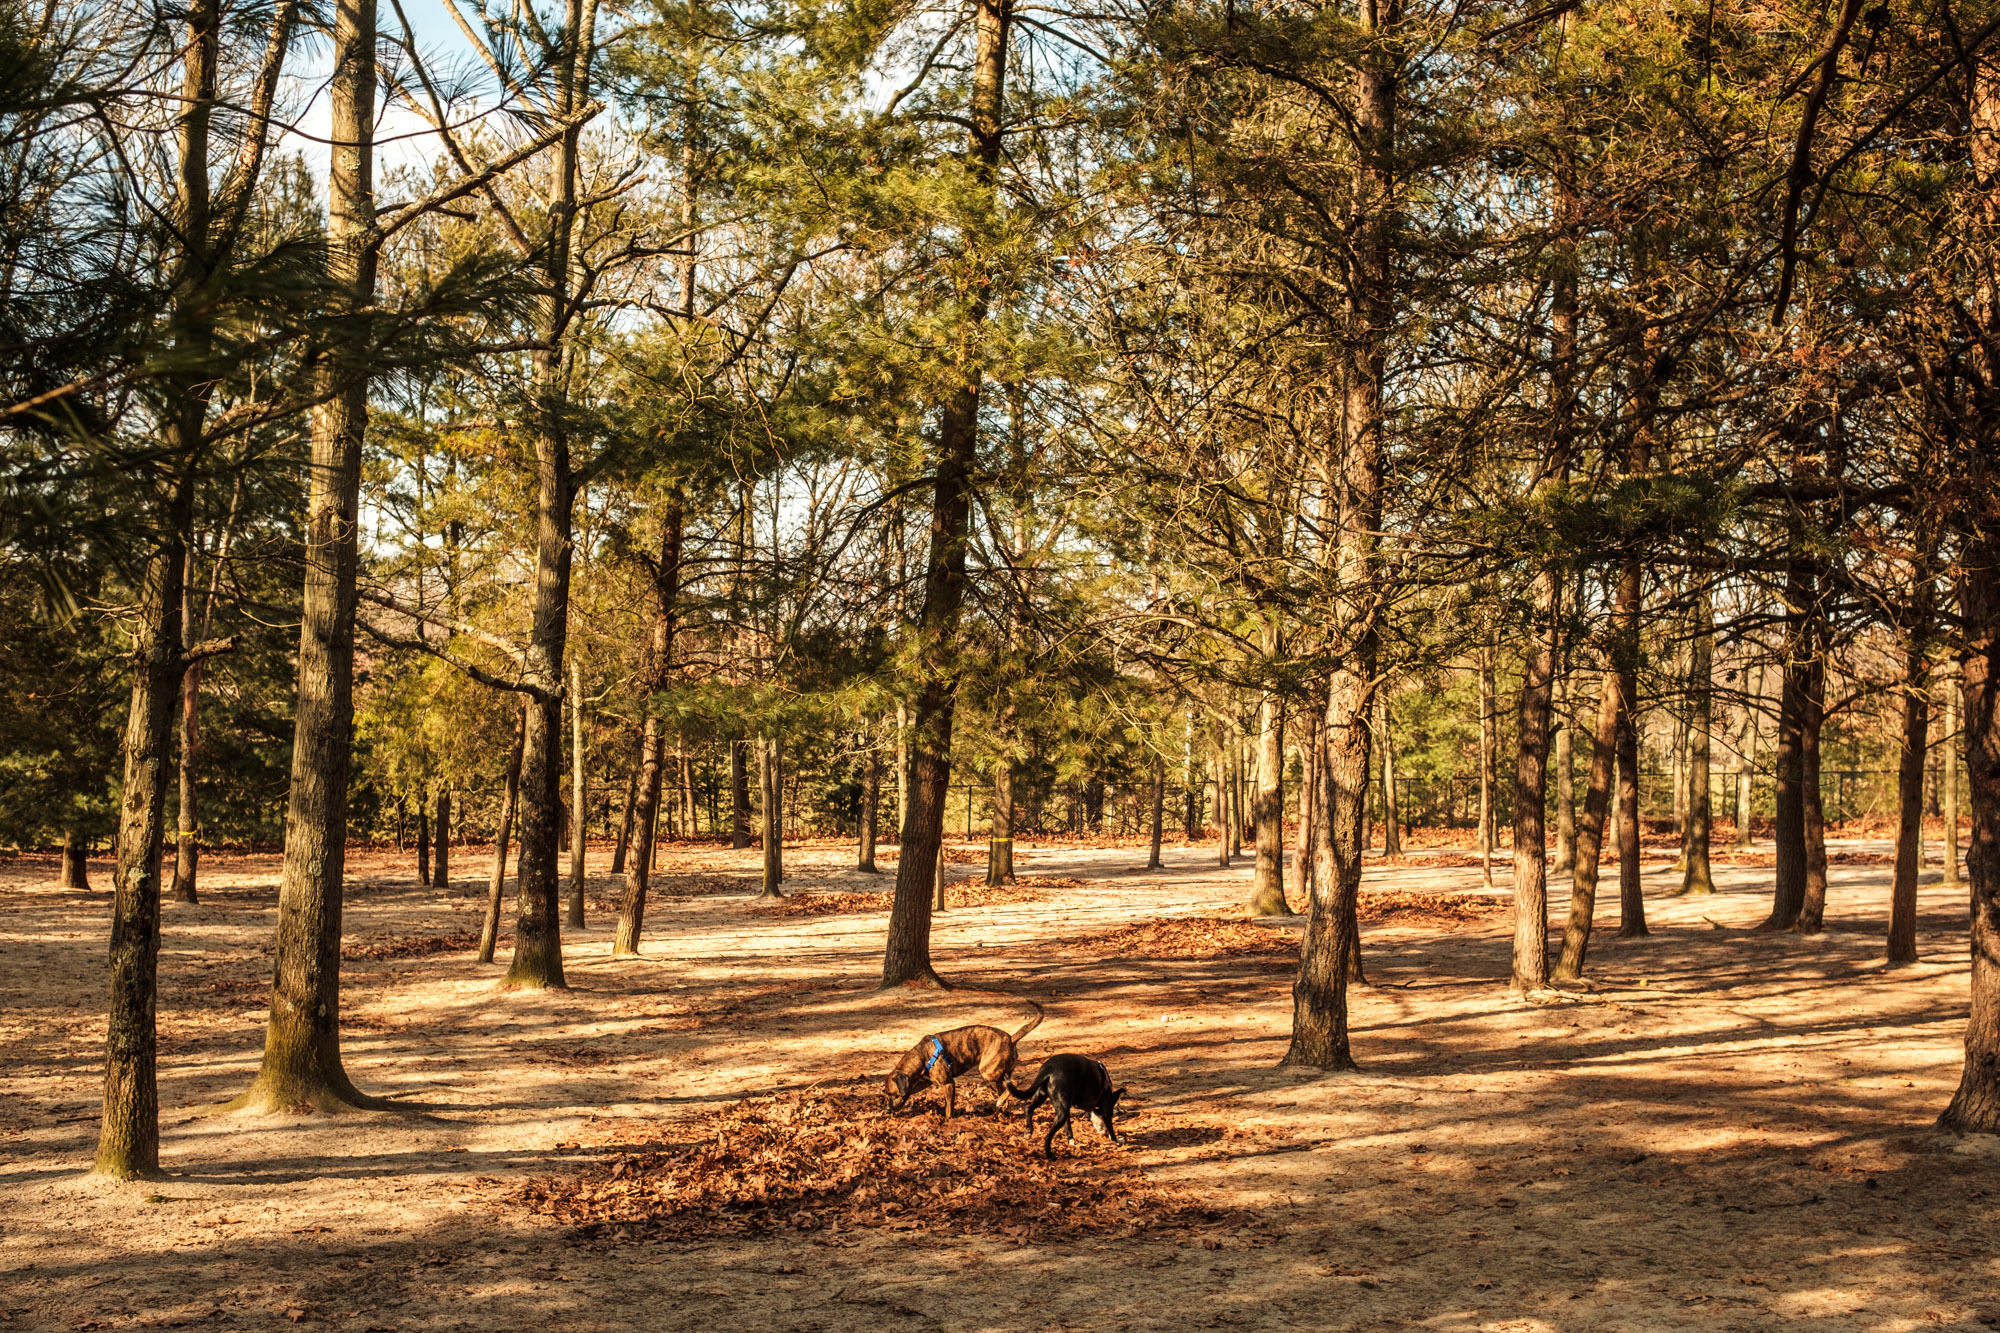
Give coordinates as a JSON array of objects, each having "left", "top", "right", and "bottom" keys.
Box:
[{"left": 1013, "top": 1054, "right": 1124, "bottom": 1159}]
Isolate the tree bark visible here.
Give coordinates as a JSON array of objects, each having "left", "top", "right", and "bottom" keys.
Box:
[
  {"left": 1248, "top": 694, "right": 1290, "bottom": 914},
  {"left": 987, "top": 759, "right": 1014, "bottom": 884},
  {"left": 879, "top": 0, "right": 1009, "bottom": 989},
  {"left": 1283, "top": 0, "right": 1391, "bottom": 1068},
  {"left": 479, "top": 706, "right": 526, "bottom": 964},
  {"left": 1946, "top": 680, "right": 1963, "bottom": 885},
  {"left": 1680, "top": 589, "right": 1715, "bottom": 895},
  {"left": 1554, "top": 665, "right": 1620, "bottom": 982},
  {"left": 614, "top": 496, "right": 683, "bottom": 954},
  {"left": 1612, "top": 565, "right": 1647, "bottom": 939},
  {"left": 1478, "top": 640, "right": 1496, "bottom": 889},
  {"left": 431, "top": 788, "right": 450, "bottom": 891},
  {"left": 1889, "top": 647, "right": 1931, "bottom": 967},
  {"left": 859, "top": 740, "right": 882, "bottom": 873},
  {"left": 1380, "top": 690, "right": 1401, "bottom": 856},
  {"left": 1940, "top": 516, "right": 2000, "bottom": 1132},
  {"left": 502, "top": 0, "right": 603, "bottom": 992},
  {"left": 1737, "top": 665, "right": 1761, "bottom": 846},
  {"left": 170, "top": 472, "right": 239, "bottom": 905},
  {"left": 730, "top": 737, "right": 751, "bottom": 848},
  {"left": 416, "top": 800, "right": 430, "bottom": 886},
  {"left": 97, "top": 484, "right": 190, "bottom": 1177},
  {"left": 1147, "top": 751, "right": 1166, "bottom": 871},
  {"left": 60, "top": 830, "right": 91, "bottom": 891},
  {"left": 1795, "top": 641, "right": 1830, "bottom": 932},
  {"left": 233, "top": 0, "right": 380, "bottom": 1115},
  {"left": 758, "top": 736, "right": 783, "bottom": 898},
  {"left": 567, "top": 659, "right": 586, "bottom": 929},
  {"left": 1511, "top": 580, "right": 1560, "bottom": 992},
  {"left": 610, "top": 727, "right": 639, "bottom": 875}
]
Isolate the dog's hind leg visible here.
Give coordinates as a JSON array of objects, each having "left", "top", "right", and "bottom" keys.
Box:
[{"left": 1042, "top": 1103, "right": 1071, "bottom": 1159}]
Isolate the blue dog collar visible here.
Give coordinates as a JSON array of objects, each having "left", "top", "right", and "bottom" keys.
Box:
[{"left": 919, "top": 1036, "right": 950, "bottom": 1075}]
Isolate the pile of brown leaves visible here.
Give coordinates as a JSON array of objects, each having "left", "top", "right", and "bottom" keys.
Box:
[
  {"left": 512, "top": 1089, "right": 1228, "bottom": 1242},
  {"left": 1357, "top": 889, "right": 1507, "bottom": 928},
  {"left": 1061, "top": 917, "right": 1295, "bottom": 959},
  {"left": 342, "top": 929, "right": 480, "bottom": 961}
]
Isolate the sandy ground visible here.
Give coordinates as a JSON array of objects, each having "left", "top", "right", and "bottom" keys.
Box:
[{"left": 2, "top": 834, "right": 1997, "bottom": 1333}]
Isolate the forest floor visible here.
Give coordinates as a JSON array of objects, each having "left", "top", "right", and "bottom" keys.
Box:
[{"left": 2, "top": 835, "right": 1996, "bottom": 1333}]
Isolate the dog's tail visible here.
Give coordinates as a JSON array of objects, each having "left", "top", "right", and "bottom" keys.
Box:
[
  {"left": 1010, "top": 999, "right": 1045, "bottom": 1045},
  {"left": 1007, "top": 1069, "right": 1049, "bottom": 1101}
]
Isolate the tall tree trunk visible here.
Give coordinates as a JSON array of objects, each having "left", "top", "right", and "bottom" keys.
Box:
[
  {"left": 1554, "top": 689, "right": 1576, "bottom": 872},
  {"left": 1940, "top": 511, "right": 2000, "bottom": 1131},
  {"left": 731, "top": 737, "right": 751, "bottom": 848},
  {"left": 1554, "top": 665, "right": 1620, "bottom": 982},
  {"left": 1937, "top": 41, "right": 2000, "bottom": 1135},
  {"left": 567, "top": 660, "right": 587, "bottom": 929},
  {"left": 1147, "top": 751, "right": 1166, "bottom": 871},
  {"left": 1215, "top": 743, "right": 1231, "bottom": 867},
  {"left": 431, "top": 788, "right": 450, "bottom": 891},
  {"left": 1795, "top": 641, "right": 1830, "bottom": 932},
  {"left": 479, "top": 706, "right": 527, "bottom": 964},
  {"left": 234, "top": 0, "right": 379, "bottom": 1115},
  {"left": 1889, "top": 647, "right": 1931, "bottom": 967},
  {"left": 1478, "top": 640, "right": 1496, "bottom": 889},
  {"left": 416, "top": 801, "right": 430, "bottom": 886},
  {"left": 614, "top": 493, "right": 684, "bottom": 955},
  {"left": 1611, "top": 554, "right": 1646, "bottom": 939},
  {"left": 1248, "top": 694, "right": 1290, "bottom": 915},
  {"left": 1946, "top": 680, "right": 1963, "bottom": 885},
  {"left": 880, "top": 0, "right": 1012, "bottom": 983},
  {"left": 1297, "top": 721, "right": 1319, "bottom": 897},
  {"left": 610, "top": 727, "right": 640, "bottom": 875},
  {"left": 97, "top": 482, "right": 191, "bottom": 1177},
  {"left": 60, "top": 830, "right": 92, "bottom": 891},
  {"left": 1737, "top": 665, "right": 1761, "bottom": 846},
  {"left": 1511, "top": 586, "right": 1561, "bottom": 991},
  {"left": 1768, "top": 558, "right": 1816, "bottom": 930},
  {"left": 503, "top": 0, "right": 602, "bottom": 992},
  {"left": 1284, "top": 0, "right": 1391, "bottom": 1069},
  {"left": 1380, "top": 691, "right": 1401, "bottom": 856},
  {"left": 859, "top": 740, "right": 881, "bottom": 873},
  {"left": 1680, "top": 589, "right": 1715, "bottom": 895},
  {"left": 987, "top": 760, "right": 1014, "bottom": 885},
  {"left": 170, "top": 473, "right": 240, "bottom": 905},
  {"left": 758, "top": 737, "right": 783, "bottom": 898}
]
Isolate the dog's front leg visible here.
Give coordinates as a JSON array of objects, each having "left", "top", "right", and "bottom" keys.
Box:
[{"left": 944, "top": 1080, "right": 956, "bottom": 1120}]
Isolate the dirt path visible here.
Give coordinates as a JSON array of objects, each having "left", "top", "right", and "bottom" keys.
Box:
[{"left": 2, "top": 839, "right": 1996, "bottom": 1332}]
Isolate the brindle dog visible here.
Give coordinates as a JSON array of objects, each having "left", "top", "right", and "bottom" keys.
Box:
[{"left": 883, "top": 1007, "right": 1043, "bottom": 1118}]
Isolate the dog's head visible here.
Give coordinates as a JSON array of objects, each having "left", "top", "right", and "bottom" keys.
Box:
[
  {"left": 884, "top": 1071, "right": 914, "bottom": 1110},
  {"left": 1089, "top": 1086, "right": 1126, "bottom": 1142}
]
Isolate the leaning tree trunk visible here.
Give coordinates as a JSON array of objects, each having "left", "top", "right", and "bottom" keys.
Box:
[
  {"left": 97, "top": 481, "right": 193, "bottom": 1178},
  {"left": 879, "top": 0, "right": 1009, "bottom": 989},
  {"left": 233, "top": 0, "right": 379, "bottom": 1114},
  {"left": 1889, "top": 646, "right": 1931, "bottom": 967},
  {"left": 1283, "top": 0, "right": 1390, "bottom": 1068},
  {"left": 1554, "top": 664, "right": 1620, "bottom": 982},
  {"left": 1553, "top": 676, "right": 1576, "bottom": 873},
  {"left": 610, "top": 728, "right": 640, "bottom": 875},
  {"left": 1680, "top": 589, "right": 1715, "bottom": 895},
  {"left": 1248, "top": 692, "right": 1290, "bottom": 915},
  {"left": 60, "top": 830, "right": 92, "bottom": 891},
  {"left": 479, "top": 706, "right": 527, "bottom": 964}
]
